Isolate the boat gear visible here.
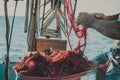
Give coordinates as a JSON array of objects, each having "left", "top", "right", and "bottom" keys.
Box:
[
  {"left": 51, "top": 0, "right": 61, "bottom": 9},
  {"left": 112, "top": 48, "right": 120, "bottom": 64},
  {"left": 32, "top": 0, "right": 87, "bottom": 51},
  {"left": 2, "top": 0, "right": 111, "bottom": 80},
  {"left": 44, "top": 49, "right": 52, "bottom": 55},
  {"left": 27, "top": 0, "right": 38, "bottom": 51},
  {"left": 108, "top": 48, "right": 120, "bottom": 71},
  {"left": 24, "top": 0, "right": 29, "bottom": 33},
  {"left": 114, "top": 40, "right": 120, "bottom": 49},
  {"left": 117, "top": 14, "right": 120, "bottom": 22},
  {"left": 27, "top": 0, "right": 35, "bottom": 51},
  {"left": 13, "top": 49, "right": 96, "bottom": 77},
  {"left": 4, "top": 0, "right": 18, "bottom": 80}
]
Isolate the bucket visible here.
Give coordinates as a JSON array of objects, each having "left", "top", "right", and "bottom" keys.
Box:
[{"left": 20, "top": 69, "right": 98, "bottom": 80}]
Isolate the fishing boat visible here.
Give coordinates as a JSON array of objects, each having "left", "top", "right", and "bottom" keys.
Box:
[{"left": 0, "top": 0, "right": 109, "bottom": 80}]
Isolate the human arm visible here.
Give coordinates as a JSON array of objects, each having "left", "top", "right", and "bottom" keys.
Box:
[
  {"left": 77, "top": 12, "right": 120, "bottom": 40},
  {"left": 91, "top": 13, "right": 119, "bottom": 20},
  {"left": 92, "top": 52, "right": 109, "bottom": 65}
]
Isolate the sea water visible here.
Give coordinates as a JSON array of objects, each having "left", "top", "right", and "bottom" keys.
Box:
[
  {"left": 0, "top": 16, "right": 28, "bottom": 62},
  {"left": 0, "top": 16, "right": 114, "bottom": 61}
]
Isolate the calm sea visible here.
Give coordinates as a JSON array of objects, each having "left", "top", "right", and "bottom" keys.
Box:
[{"left": 0, "top": 16, "right": 114, "bottom": 61}]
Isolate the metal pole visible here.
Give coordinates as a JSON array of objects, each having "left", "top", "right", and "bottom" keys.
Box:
[
  {"left": 4, "top": 0, "right": 10, "bottom": 80},
  {"left": 4, "top": 0, "right": 18, "bottom": 80},
  {"left": 41, "top": 0, "right": 46, "bottom": 35},
  {"left": 24, "top": 0, "right": 30, "bottom": 33},
  {"left": 29, "top": 0, "right": 38, "bottom": 51}
]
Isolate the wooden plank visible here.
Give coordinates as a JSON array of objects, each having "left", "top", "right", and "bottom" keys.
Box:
[
  {"left": 36, "top": 39, "right": 67, "bottom": 52},
  {"left": 41, "top": 29, "right": 59, "bottom": 38}
]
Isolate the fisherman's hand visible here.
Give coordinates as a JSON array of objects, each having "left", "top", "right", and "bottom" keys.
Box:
[
  {"left": 77, "top": 12, "right": 95, "bottom": 27},
  {"left": 90, "top": 13, "right": 119, "bottom": 20},
  {"left": 90, "top": 13, "right": 106, "bottom": 19}
]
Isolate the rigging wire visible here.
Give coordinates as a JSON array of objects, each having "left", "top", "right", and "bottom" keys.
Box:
[
  {"left": 73, "top": 0, "right": 77, "bottom": 16},
  {"left": 40, "top": 0, "right": 46, "bottom": 35},
  {"left": 4, "top": 0, "right": 10, "bottom": 80},
  {"left": 9, "top": 0, "right": 18, "bottom": 49},
  {"left": 39, "top": 9, "right": 53, "bottom": 21},
  {"left": 4, "top": 0, "right": 18, "bottom": 80},
  {"left": 39, "top": 0, "right": 50, "bottom": 8},
  {"left": 64, "top": 4, "right": 73, "bottom": 50},
  {"left": 36, "top": 0, "right": 41, "bottom": 38}
]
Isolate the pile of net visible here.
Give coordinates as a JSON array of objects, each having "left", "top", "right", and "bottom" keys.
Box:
[{"left": 13, "top": 48, "right": 96, "bottom": 77}]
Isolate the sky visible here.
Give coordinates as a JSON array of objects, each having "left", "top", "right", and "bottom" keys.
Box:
[{"left": 0, "top": 0, "right": 120, "bottom": 16}]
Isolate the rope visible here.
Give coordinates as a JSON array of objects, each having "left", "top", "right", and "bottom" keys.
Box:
[
  {"left": 56, "top": 3, "right": 73, "bottom": 50},
  {"left": 63, "top": 1, "right": 73, "bottom": 50},
  {"left": 54, "top": 0, "right": 86, "bottom": 51},
  {"left": 64, "top": 0, "right": 87, "bottom": 51},
  {"left": 4, "top": 0, "right": 18, "bottom": 80}
]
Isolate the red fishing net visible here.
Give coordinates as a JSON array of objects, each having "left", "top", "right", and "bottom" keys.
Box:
[
  {"left": 13, "top": 49, "right": 96, "bottom": 77},
  {"left": 13, "top": 0, "right": 109, "bottom": 79},
  {"left": 64, "top": 0, "right": 87, "bottom": 51}
]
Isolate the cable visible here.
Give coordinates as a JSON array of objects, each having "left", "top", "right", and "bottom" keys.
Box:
[
  {"left": 9, "top": 0, "right": 18, "bottom": 49},
  {"left": 4, "top": 0, "right": 18, "bottom": 80},
  {"left": 41, "top": 0, "right": 46, "bottom": 35}
]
